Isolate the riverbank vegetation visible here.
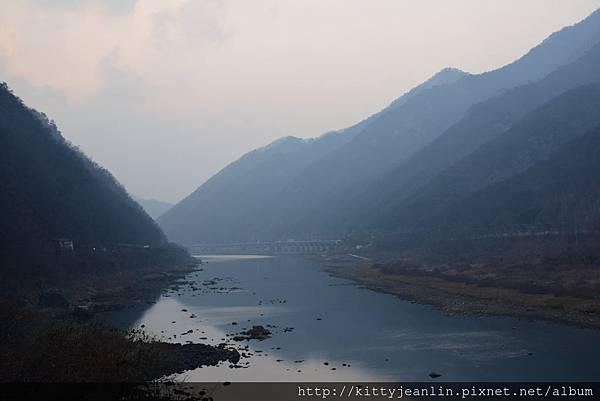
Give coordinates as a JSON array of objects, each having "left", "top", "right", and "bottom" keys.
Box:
[
  {"left": 0, "top": 303, "right": 239, "bottom": 383},
  {"left": 0, "top": 246, "right": 241, "bottom": 382}
]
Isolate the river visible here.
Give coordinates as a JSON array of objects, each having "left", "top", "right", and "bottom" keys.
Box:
[{"left": 103, "top": 255, "right": 600, "bottom": 381}]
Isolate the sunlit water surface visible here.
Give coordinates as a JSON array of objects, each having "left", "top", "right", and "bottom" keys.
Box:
[{"left": 103, "top": 255, "right": 600, "bottom": 381}]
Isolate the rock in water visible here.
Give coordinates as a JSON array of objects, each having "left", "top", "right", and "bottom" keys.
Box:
[{"left": 232, "top": 325, "right": 272, "bottom": 341}]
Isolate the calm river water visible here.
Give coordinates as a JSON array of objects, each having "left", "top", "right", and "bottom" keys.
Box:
[{"left": 104, "top": 255, "right": 600, "bottom": 381}]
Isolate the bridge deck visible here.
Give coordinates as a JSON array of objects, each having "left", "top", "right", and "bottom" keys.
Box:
[{"left": 188, "top": 240, "right": 342, "bottom": 255}]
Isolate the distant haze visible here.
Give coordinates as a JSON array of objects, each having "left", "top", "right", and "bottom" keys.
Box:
[{"left": 1, "top": 0, "right": 598, "bottom": 202}]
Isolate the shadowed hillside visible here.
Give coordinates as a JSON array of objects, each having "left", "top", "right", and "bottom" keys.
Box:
[
  {"left": 382, "top": 84, "right": 600, "bottom": 231},
  {"left": 0, "top": 82, "right": 166, "bottom": 274},
  {"left": 432, "top": 122, "right": 600, "bottom": 233}
]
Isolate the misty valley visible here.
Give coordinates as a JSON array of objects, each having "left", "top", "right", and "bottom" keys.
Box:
[{"left": 3, "top": 3, "right": 600, "bottom": 400}]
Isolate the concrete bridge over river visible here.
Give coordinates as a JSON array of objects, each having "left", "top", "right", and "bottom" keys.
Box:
[{"left": 188, "top": 240, "right": 343, "bottom": 256}]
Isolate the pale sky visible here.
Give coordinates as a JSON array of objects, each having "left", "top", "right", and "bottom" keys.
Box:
[{"left": 1, "top": 0, "right": 599, "bottom": 203}]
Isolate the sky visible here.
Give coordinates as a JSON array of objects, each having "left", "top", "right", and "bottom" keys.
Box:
[{"left": 1, "top": 0, "right": 599, "bottom": 203}]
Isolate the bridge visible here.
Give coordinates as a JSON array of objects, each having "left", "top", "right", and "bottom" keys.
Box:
[{"left": 188, "top": 240, "right": 343, "bottom": 255}]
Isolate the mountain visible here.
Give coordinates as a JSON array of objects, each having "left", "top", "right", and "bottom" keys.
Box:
[
  {"left": 159, "top": 68, "right": 468, "bottom": 244},
  {"left": 289, "top": 7, "right": 600, "bottom": 193},
  {"left": 444, "top": 123, "right": 600, "bottom": 232},
  {"left": 349, "top": 40, "right": 600, "bottom": 231},
  {"left": 160, "top": 8, "right": 600, "bottom": 244},
  {"left": 389, "top": 84, "right": 600, "bottom": 231},
  {"left": 134, "top": 196, "right": 173, "bottom": 220},
  {"left": 0, "top": 83, "right": 165, "bottom": 269},
  {"left": 158, "top": 132, "right": 358, "bottom": 244}
]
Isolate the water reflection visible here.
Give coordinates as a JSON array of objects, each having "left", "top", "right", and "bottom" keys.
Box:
[{"left": 104, "top": 255, "right": 600, "bottom": 381}]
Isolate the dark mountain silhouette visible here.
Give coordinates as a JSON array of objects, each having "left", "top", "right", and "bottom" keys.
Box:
[
  {"left": 0, "top": 83, "right": 166, "bottom": 269},
  {"left": 134, "top": 196, "right": 173, "bottom": 220},
  {"left": 160, "top": 8, "right": 600, "bottom": 244}
]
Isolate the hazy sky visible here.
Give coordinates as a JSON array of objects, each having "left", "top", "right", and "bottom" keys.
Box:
[{"left": 1, "top": 0, "right": 599, "bottom": 203}]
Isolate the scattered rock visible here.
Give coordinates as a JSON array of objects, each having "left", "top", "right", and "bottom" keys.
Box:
[
  {"left": 232, "top": 325, "right": 272, "bottom": 341},
  {"left": 151, "top": 342, "right": 240, "bottom": 374}
]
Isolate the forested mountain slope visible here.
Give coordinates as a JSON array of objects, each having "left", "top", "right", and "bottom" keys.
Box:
[
  {"left": 386, "top": 84, "right": 600, "bottom": 231},
  {"left": 442, "top": 123, "right": 600, "bottom": 232},
  {"left": 0, "top": 83, "right": 165, "bottom": 269}
]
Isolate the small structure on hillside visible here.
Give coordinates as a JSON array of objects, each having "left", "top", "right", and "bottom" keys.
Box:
[{"left": 54, "top": 238, "right": 74, "bottom": 254}]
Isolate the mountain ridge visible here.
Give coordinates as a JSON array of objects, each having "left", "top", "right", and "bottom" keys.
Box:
[{"left": 160, "top": 8, "right": 600, "bottom": 244}]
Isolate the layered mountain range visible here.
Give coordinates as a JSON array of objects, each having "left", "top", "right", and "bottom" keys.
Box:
[{"left": 159, "top": 9, "right": 600, "bottom": 245}]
